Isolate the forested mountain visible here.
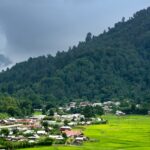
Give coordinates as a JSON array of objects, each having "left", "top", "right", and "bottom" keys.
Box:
[{"left": 1, "top": 7, "right": 150, "bottom": 110}]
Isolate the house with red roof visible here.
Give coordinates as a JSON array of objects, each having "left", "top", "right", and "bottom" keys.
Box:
[{"left": 63, "top": 130, "right": 82, "bottom": 138}]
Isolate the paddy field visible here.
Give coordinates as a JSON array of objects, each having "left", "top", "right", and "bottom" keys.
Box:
[{"left": 19, "top": 115, "right": 150, "bottom": 150}]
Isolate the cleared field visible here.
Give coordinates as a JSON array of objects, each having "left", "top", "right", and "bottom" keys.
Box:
[
  {"left": 33, "top": 111, "right": 42, "bottom": 116},
  {"left": 19, "top": 115, "right": 150, "bottom": 150}
]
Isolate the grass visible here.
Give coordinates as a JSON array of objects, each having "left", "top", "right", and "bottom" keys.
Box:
[
  {"left": 33, "top": 111, "right": 42, "bottom": 116},
  {"left": 19, "top": 115, "right": 150, "bottom": 150}
]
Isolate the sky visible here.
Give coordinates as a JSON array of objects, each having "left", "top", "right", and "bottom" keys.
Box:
[{"left": 0, "top": 0, "right": 150, "bottom": 63}]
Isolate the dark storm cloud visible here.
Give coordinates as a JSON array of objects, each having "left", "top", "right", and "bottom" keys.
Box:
[{"left": 0, "top": 0, "right": 150, "bottom": 62}]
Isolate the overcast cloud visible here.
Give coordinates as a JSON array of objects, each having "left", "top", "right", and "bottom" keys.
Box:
[{"left": 0, "top": 0, "right": 150, "bottom": 62}]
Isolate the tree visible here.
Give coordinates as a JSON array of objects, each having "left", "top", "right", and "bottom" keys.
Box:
[
  {"left": 94, "top": 106, "right": 104, "bottom": 116},
  {"left": 38, "top": 137, "right": 53, "bottom": 146},
  {"left": 82, "top": 106, "right": 94, "bottom": 118},
  {"left": 85, "top": 32, "right": 92, "bottom": 42},
  {"left": 0, "top": 128, "right": 9, "bottom": 136},
  {"left": 121, "top": 17, "right": 125, "bottom": 22},
  {"left": 62, "top": 132, "right": 67, "bottom": 139},
  {"left": 7, "top": 106, "right": 20, "bottom": 117},
  {"left": 12, "top": 128, "right": 19, "bottom": 135},
  {"left": 42, "top": 121, "right": 49, "bottom": 132},
  {"left": 48, "top": 109, "right": 54, "bottom": 116},
  {"left": 64, "top": 120, "right": 69, "bottom": 126}
]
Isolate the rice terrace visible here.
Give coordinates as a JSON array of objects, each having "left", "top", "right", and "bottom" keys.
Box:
[{"left": 19, "top": 115, "right": 150, "bottom": 150}]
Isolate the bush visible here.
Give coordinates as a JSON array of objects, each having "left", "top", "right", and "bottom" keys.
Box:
[
  {"left": 0, "top": 137, "right": 54, "bottom": 149},
  {"left": 54, "top": 139, "right": 66, "bottom": 144},
  {"left": 0, "top": 140, "right": 33, "bottom": 149},
  {"left": 37, "top": 137, "right": 53, "bottom": 146}
]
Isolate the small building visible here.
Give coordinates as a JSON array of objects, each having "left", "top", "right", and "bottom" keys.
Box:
[
  {"left": 49, "top": 135, "right": 64, "bottom": 140},
  {"left": 78, "top": 121, "right": 86, "bottom": 125},
  {"left": 23, "top": 130, "right": 34, "bottom": 135},
  {"left": 116, "top": 110, "right": 126, "bottom": 116},
  {"left": 68, "top": 122, "right": 77, "bottom": 126},
  {"left": 8, "top": 118, "right": 16, "bottom": 123},
  {"left": 86, "top": 121, "right": 91, "bottom": 125},
  {"left": 37, "top": 130, "right": 47, "bottom": 135},
  {"left": 93, "top": 103, "right": 102, "bottom": 107},
  {"left": 63, "top": 130, "right": 82, "bottom": 138},
  {"left": 75, "top": 136, "right": 87, "bottom": 142},
  {"left": 28, "top": 134, "right": 39, "bottom": 140},
  {"left": 69, "top": 102, "right": 76, "bottom": 108},
  {"left": 60, "top": 126, "right": 72, "bottom": 131},
  {"left": 80, "top": 102, "right": 91, "bottom": 107}
]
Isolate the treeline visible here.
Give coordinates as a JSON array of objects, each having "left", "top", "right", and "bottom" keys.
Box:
[
  {"left": 0, "top": 7, "right": 150, "bottom": 112},
  {"left": 0, "top": 137, "right": 53, "bottom": 149},
  {"left": 120, "top": 103, "right": 149, "bottom": 115},
  {"left": 0, "top": 95, "right": 33, "bottom": 118}
]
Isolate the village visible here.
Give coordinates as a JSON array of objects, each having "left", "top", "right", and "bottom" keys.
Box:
[
  {"left": 0, "top": 101, "right": 122, "bottom": 147},
  {"left": 1, "top": 100, "right": 148, "bottom": 149}
]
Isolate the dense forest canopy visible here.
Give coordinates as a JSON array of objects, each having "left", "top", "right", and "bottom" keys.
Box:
[{"left": 1, "top": 7, "right": 150, "bottom": 112}]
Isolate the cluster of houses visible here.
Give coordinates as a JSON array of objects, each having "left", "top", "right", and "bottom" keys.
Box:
[
  {"left": 0, "top": 110, "right": 104, "bottom": 145},
  {"left": 65, "top": 101, "right": 150, "bottom": 116},
  {"left": 65, "top": 101, "right": 122, "bottom": 115},
  {"left": 1, "top": 100, "right": 138, "bottom": 146},
  {"left": 65, "top": 101, "right": 120, "bottom": 111},
  {"left": 0, "top": 116, "right": 44, "bottom": 143}
]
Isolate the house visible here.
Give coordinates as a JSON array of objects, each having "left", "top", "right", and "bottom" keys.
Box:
[
  {"left": 103, "top": 101, "right": 114, "bottom": 106},
  {"left": 115, "top": 102, "right": 120, "bottom": 106},
  {"left": 93, "top": 103, "right": 102, "bottom": 107},
  {"left": 23, "top": 130, "right": 34, "bottom": 135},
  {"left": 0, "top": 119, "right": 8, "bottom": 125},
  {"left": 54, "top": 113, "right": 61, "bottom": 120},
  {"left": 58, "top": 107, "right": 63, "bottom": 110},
  {"left": 61, "top": 114, "right": 84, "bottom": 121},
  {"left": 78, "top": 121, "right": 86, "bottom": 125},
  {"left": 7, "top": 135, "right": 26, "bottom": 142},
  {"left": 75, "top": 136, "right": 87, "bottom": 142},
  {"left": 0, "top": 124, "right": 23, "bottom": 130},
  {"left": 28, "top": 134, "right": 39, "bottom": 140},
  {"left": 69, "top": 102, "right": 76, "bottom": 108},
  {"left": 103, "top": 105, "right": 112, "bottom": 113},
  {"left": 46, "top": 120, "right": 63, "bottom": 126},
  {"left": 60, "top": 126, "right": 72, "bottom": 131},
  {"left": 47, "top": 120, "right": 57, "bottom": 125},
  {"left": 26, "top": 124, "right": 41, "bottom": 129},
  {"left": 79, "top": 102, "right": 91, "bottom": 107},
  {"left": 17, "top": 127, "right": 28, "bottom": 132},
  {"left": 86, "top": 121, "right": 91, "bottom": 125},
  {"left": 116, "top": 110, "right": 126, "bottom": 116},
  {"left": 37, "top": 130, "right": 47, "bottom": 135},
  {"left": 30, "top": 115, "right": 46, "bottom": 120},
  {"left": 8, "top": 118, "right": 16, "bottom": 123},
  {"left": 68, "top": 122, "right": 77, "bottom": 126},
  {"left": 49, "top": 135, "right": 64, "bottom": 140},
  {"left": 63, "top": 130, "right": 82, "bottom": 138},
  {"left": 28, "top": 140, "right": 35, "bottom": 143}
]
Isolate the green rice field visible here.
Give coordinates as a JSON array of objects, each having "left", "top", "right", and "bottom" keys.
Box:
[{"left": 19, "top": 115, "right": 150, "bottom": 150}]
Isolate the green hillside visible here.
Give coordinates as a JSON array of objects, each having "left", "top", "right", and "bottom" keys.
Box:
[{"left": 1, "top": 7, "right": 150, "bottom": 109}]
